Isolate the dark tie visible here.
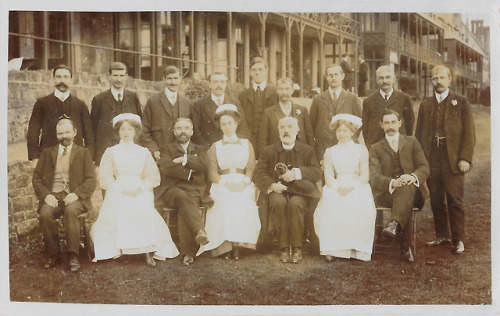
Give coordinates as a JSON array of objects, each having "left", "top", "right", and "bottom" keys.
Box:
[
  {"left": 62, "top": 146, "right": 68, "bottom": 156},
  {"left": 256, "top": 86, "right": 262, "bottom": 95},
  {"left": 385, "top": 94, "right": 389, "bottom": 101},
  {"left": 118, "top": 94, "right": 122, "bottom": 103}
]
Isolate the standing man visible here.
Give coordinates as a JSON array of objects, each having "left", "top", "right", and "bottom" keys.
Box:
[
  {"left": 156, "top": 118, "right": 210, "bottom": 266},
  {"left": 90, "top": 62, "right": 143, "bottom": 167},
  {"left": 340, "top": 54, "right": 354, "bottom": 91},
  {"left": 192, "top": 72, "right": 249, "bottom": 147},
  {"left": 239, "top": 57, "right": 279, "bottom": 157},
  {"left": 415, "top": 65, "right": 475, "bottom": 254},
  {"left": 27, "top": 65, "right": 94, "bottom": 167},
  {"left": 362, "top": 65, "right": 415, "bottom": 149},
  {"left": 369, "top": 110, "right": 429, "bottom": 262},
  {"left": 32, "top": 119, "right": 96, "bottom": 272},
  {"left": 309, "top": 63, "right": 361, "bottom": 163},
  {"left": 358, "top": 55, "right": 368, "bottom": 97},
  {"left": 142, "top": 65, "right": 193, "bottom": 162},
  {"left": 254, "top": 117, "right": 321, "bottom": 264},
  {"left": 258, "top": 77, "right": 314, "bottom": 151}
]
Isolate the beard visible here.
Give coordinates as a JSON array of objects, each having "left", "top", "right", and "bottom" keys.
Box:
[{"left": 175, "top": 133, "right": 190, "bottom": 144}]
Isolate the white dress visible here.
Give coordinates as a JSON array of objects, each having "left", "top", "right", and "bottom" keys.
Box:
[
  {"left": 197, "top": 138, "right": 261, "bottom": 256},
  {"left": 91, "top": 141, "right": 179, "bottom": 261},
  {"left": 314, "top": 140, "right": 376, "bottom": 261}
]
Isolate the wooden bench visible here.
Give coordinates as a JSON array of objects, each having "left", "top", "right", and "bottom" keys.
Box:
[{"left": 57, "top": 212, "right": 94, "bottom": 262}]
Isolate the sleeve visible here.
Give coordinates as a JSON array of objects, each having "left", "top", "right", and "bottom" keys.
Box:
[
  {"left": 80, "top": 101, "right": 95, "bottom": 160},
  {"left": 302, "top": 108, "right": 315, "bottom": 146},
  {"left": 414, "top": 101, "right": 425, "bottom": 144},
  {"left": 98, "top": 148, "right": 117, "bottom": 191},
  {"left": 133, "top": 94, "right": 143, "bottom": 118},
  {"left": 236, "top": 102, "right": 250, "bottom": 140},
  {"left": 458, "top": 97, "right": 476, "bottom": 164},
  {"left": 369, "top": 146, "right": 392, "bottom": 192},
  {"left": 27, "top": 99, "right": 43, "bottom": 160},
  {"left": 258, "top": 110, "right": 270, "bottom": 152},
  {"left": 358, "top": 145, "right": 370, "bottom": 185},
  {"left": 141, "top": 99, "right": 159, "bottom": 153},
  {"left": 404, "top": 95, "right": 415, "bottom": 136},
  {"left": 207, "top": 144, "right": 220, "bottom": 184},
  {"left": 245, "top": 141, "right": 256, "bottom": 181},
  {"left": 32, "top": 149, "right": 51, "bottom": 201},
  {"left": 73, "top": 148, "right": 97, "bottom": 199},
  {"left": 140, "top": 149, "right": 161, "bottom": 190},
  {"left": 90, "top": 96, "right": 100, "bottom": 147},
  {"left": 253, "top": 147, "right": 276, "bottom": 193},
  {"left": 298, "top": 147, "right": 322, "bottom": 183},
  {"left": 191, "top": 101, "right": 209, "bottom": 147}
]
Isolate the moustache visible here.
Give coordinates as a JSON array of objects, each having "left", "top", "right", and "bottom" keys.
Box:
[
  {"left": 386, "top": 129, "right": 396, "bottom": 133},
  {"left": 55, "top": 82, "right": 68, "bottom": 89}
]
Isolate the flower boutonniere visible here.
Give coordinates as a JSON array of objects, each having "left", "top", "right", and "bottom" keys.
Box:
[
  {"left": 295, "top": 109, "right": 301, "bottom": 115},
  {"left": 451, "top": 99, "right": 458, "bottom": 106}
]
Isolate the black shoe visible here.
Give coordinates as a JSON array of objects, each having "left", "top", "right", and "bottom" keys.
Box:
[
  {"left": 452, "top": 241, "right": 465, "bottom": 255},
  {"left": 280, "top": 248, "right": 289, "bottom": 263},
  {"left": 69, "top": 253, "right": 80, "bottom": 272},
  {"left": 401, "top": 247, "right": 414, "bottom": 263},
  {"left": 382, "top": 220, "right": 398, "bottom": 240},
  {"left": 194, "top": 230, "right": 209, "bottom": 245},
  {"left": 44, "top": 254, "right": 60, "bottom": 269},
  {"left": 291, "top": 248, "right": 302, "bottom": 264}
]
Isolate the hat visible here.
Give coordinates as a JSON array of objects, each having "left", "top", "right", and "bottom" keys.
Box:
[
  {"left": 330, "top": 114, "right": 362, "bottom": 129},
  {"left": 112, "top": 113, "right": 141, "bottom": 127},
  {"left": 215, "top": 103, "right": 238, "bottom": 114}
]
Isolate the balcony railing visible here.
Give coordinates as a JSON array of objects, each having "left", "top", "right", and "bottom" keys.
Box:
[{"left": 277, "top": 13, "right": 361, "bottom": 39}]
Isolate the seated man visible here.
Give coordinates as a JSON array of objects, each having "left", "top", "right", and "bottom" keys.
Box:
[
  {"left": 156, "top": 118, "right": 211, "bottom": 266},
  {"left": 369, "top": 109, "right": 429, "bottom": 262},
  {"left": 32, "top": 119, "right": 96, "bottom": 272},
  {"left": 254, "top": 117, "right": 321, "bottom": 264}
]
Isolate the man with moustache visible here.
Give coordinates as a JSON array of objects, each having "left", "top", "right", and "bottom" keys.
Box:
[
  {"left": 156, "top": 118, "right": 210, "bottom": 266},
  {"left": 309, "top": 63, "right": 361, "bottom": 163},
  {"left": 369, "top": 110, "right": 429, "bottom": 262},
  {"left": 254, "top": 117, "right": 321, "bottom": 264},
  {"left": 239, "top": 57, "right": 279, "bottom": 157},
  {"left": 27, "top": 65, "right": 94, "bottom": 167},
  {"left": 142, "top": 65, "right": 192, "bottom": 162},
  {"left": 90, "top": 62, "right": 143, "bottom": 167},
  {"left": 192, "top": 72, "right": 249, "bottom": 147},
  {"left": 259, "top": 77, "right": 314, "bottom": 151},
  {"left": 362, "top": 65, "right": 414, "bottom": 149},
  {"left": 415, "top": 65, "right": 475, "bottom": 254},
  {"left": 32, "top": 119, "right": 96, "bottom": 272}
]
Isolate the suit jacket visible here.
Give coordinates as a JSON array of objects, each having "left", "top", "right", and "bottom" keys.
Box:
[
  {"left": 191, "top": 95, "right": 249, "bottom": 147},
  {"left": 362, "top": 90, "right": 415, "bottom": 148},
  {"left": 27, "top": 93, "right": 94, "bottom": 160},
  {"left": 309, "top": 89, "right": 361, "bottom": 160},
  {"left": 156, "top": 140, "right": 210, "bottom": 205},
  {"left": 369, "top": 135, "right": 429, "bottom": 202},
  {"left": 32, "top": 144, "right": 96, "bottom": 211},
  {"left": 415, "top": 90, "right": 475, "bottom": 174},
  {"left": 258, "top": 103, "right": 314, "bottom": 152},
  {"left": 90, "top": 89, "right": 143, "bottom": 165},
  {"left": 142, "top": 90, "right": 193, "bottom": 154}
]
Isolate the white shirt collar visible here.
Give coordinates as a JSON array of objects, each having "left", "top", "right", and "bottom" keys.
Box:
[
  {"left": 58, "top": 143, "right": 73, "bottom": 154},
  {"left": 379, "top": 88, "right": 394, "bottom": 100},
  {"left": 435, "top": 89, "right": 449, "bottom": 102},
  {"left": 180, "top": 140, "right": 190, "bottom": 152},
  {"left": 54, "top": 89, "right": 70, "bottom": 101},
  {"left": 111, "top": 87, "right": 125, "bottom": 101},
  {"left": 223, "top": 134, "right": 238, "bottom": 142},
  {"left": 385, "top": 132, "right": 400, "bottom": 144},
  {"left": 164, "top": 88, "right": 177, "bottom": 100},
  {"left": 252, "top": 80, "right": 267, "bottom": 91},
  {"left": 282, "top": 142, "right": 295, "bottom": 150},
  {"left": 328, "top": 87, "right": 342, "bottom": 99},
  {"left": 279, "top": 101, "right": 292, "bottom": 116},
  {"left": 211, "top": 93, "right": 225, "bottom": 105}
]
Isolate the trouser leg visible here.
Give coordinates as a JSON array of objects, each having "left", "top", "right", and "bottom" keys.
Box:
[
  {"left": 63, "top": 201, "right": 84, "bottom": 255},
  {"left": 428, "top": 146, "right": 451, "bottom": 239},
  {"left": 391, "top": 185, "right": 417, "bottom": 230},
  {"left": 268, "top": 193, "right": 288, "bottom": 249},
  {"left": 441, "top": 158, "right": 465, "bottom": 242},
  {"left": 288, "top": 195, "right": 308, "bottom": 249},
  {"left": 39, "top": 203, "right": 63, "bottom": 255}
]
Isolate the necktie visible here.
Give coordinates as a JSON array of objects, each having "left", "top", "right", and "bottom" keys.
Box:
[
  {"left": 256, "top": 86, "right": 262, "bottom": 94},
  {"left": 390, "top": 139, "right": 398, "bottom": 152},
  {"left": 385, "top": 94, "right": 389, "bottom": 101},
  {"left": 62, "top": 146, "right": 68, "bottom": 156},
  {"left": 217, "top": 98, "right": 223, "bottom": 106},
  {"left": 117, "top": 94, "right": 122, "bottom": 102},
  {"left": 438, "top": 95, "right": 443, "bottom": 104}
]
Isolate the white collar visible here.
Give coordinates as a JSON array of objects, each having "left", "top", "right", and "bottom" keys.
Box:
[
  {"left": 211, "top": 93, "right": 225, "bottom": 104},
  {"left": 379, "top": 88, "right": 394, "bottom": 99},
  {"left": 279, "top": 101, "right": 292, "bottom": 115},
  {"left": 435, "top": 89, "right": 450, "bottom": 102},
  {"left": 253, "top": 80, "right": 267, "bottom": 91},
  {"left": 328, "top": 86, "right": 342, "bottom": 99},
  {"left": 282, "top": 142, "right": 295, "bottom": 150},
  {"left": 385, "top": 132, "right": 400, "bottom": 144},
  {"left": 58, "top": 143, "right": 73, "bottom": 154},
  {"left": 164, "top": 88, "right": 177, "bottom": 100},
  {"left": 180, "top": 140, "right": 190, "bottom": 151},
  {"left": 54, "top": 89, "right": 70, "bottom": 101},
  {"left": 223, "top": 134, "right": 238, "bottom": 142},
  {"left": 111, "top": 87, "right": 125, "bottom": 101}
]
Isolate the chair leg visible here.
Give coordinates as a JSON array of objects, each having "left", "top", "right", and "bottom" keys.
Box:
[{"left": 412, "top": 210, "right": 417, "bottom": 256}]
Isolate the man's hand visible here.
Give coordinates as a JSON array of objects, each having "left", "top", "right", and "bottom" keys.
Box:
[
  {"left": 458, "top": 160, "right": 470, "bottom": 173},
  {"left": 269, "top": 182, "right": 287, "bottom": 194},
  {"left": 225, "top": 181, "right": 246, "bottom": 193},
  {"left": 44, "top": 194, "right": 58, "bottom": 208},
  {"left": 172, "top": 157, "right": 184, "bottom": 164},
  {"left": 153, "top": 151, "right": 161, "bottom": 161},
  {"left": 280, "top": 170, "right": 296, "bottom": 183},
  {"left": 122, "top": 188, "right": 143, "bottom": 197},
  {"left": 398, "top": 174, "right": 416, "bottom": 186},
  {"left": 338, "top": 186, "right": 354, "bottom": 196},
  {"left": 63, "top": 193, "right": 79, "bottom": 205},
  {"left": 31, "top": 159, "right": 39, "bottom": 169}
]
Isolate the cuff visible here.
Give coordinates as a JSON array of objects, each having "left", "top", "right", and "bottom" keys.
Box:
[
  {"left": 411, "top": 174, "right": 420, "bottom": 188},
  {"left": 389, "top": 179, "right": 395, "bottom": 194},
  {"left": 293, "top": 168, "right": 302, "bottom": 180}
]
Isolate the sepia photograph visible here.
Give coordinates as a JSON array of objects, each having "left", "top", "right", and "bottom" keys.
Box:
[{"left": 1, "top": 0, "right": 497, "bottom": 314}]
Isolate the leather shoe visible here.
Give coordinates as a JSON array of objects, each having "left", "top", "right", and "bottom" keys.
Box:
[
  {"left": 401, "top": 247, "right": 414, "bottom": 263},
  {"left": 291, "top": 248, "right": 302, "bottom": 264},
  {"left": 44, "top": 254, "right": 60, "bottom": 269},
  {"left": 280, "top": 248, "right": 289, "bottom": 263},
  {"left": 183, "top": 255, "right": 195, "bottom": 266},
  {"left": 426, "top": 237, "right": 452, "bottom": 246},
  {"left": 69, "top": 253, "right": 80, "bottom": 272},
  {"left": 382, "top": 220, "right": 398, "bottom": 239},
  {"left": 453, "top": 241, "right": 465, "bottom": 254},
  {"left": 194, "top": 230, "right": 209, "bottom": 245}
]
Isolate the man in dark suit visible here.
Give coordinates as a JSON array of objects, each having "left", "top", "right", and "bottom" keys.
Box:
[
  {"left": 340, "top": 54, "right": 354, "bottom": 91},
  {"left": 90, "top": 62, "right": 143, "bottom": 167},
  {"left": 192, "top": 72, "right": 249, "bottom": 147},
  {"left": 254, "top": 117, "right": 321, "bottom": 264},
  {"left": 358, "top": 55, "right": 368, "bottom": 97},
  {"left": 156, "top": 118, "right": 210, "bottom": 266},
  {"left": 27, "top": 64, "right": 94, "bottom": 167},
  {"left": 238, "top": 57, "right": 279, "bottom": 157},
  {"left": 259, "top": 77, "right": 314, "bottom": 151},
  {"left": 142, "top": 65, "right": 193, "bottom": 162},
  {"left": 369, "top": 109, "right": 429, "bottom": 262},
  {"left": 362, "top": 65, "right": 415, "bottom": 149},
  {"left": 415, "top": 65, "right": 475, "bottom": 254},
  {"left": 32, "top": 119, "right": 96, "bottom": 272},
  {"left": 309, "top": 63, "right": 361, "bottom": 162}
]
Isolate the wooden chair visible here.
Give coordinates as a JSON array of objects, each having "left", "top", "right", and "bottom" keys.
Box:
[{"left": 57, "top": 212, "right": 94, "bottom": 262}]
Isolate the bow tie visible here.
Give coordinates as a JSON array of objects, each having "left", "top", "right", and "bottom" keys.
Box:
[{"left": 222, "top": 139, "right": 241, "bottom": 145}]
